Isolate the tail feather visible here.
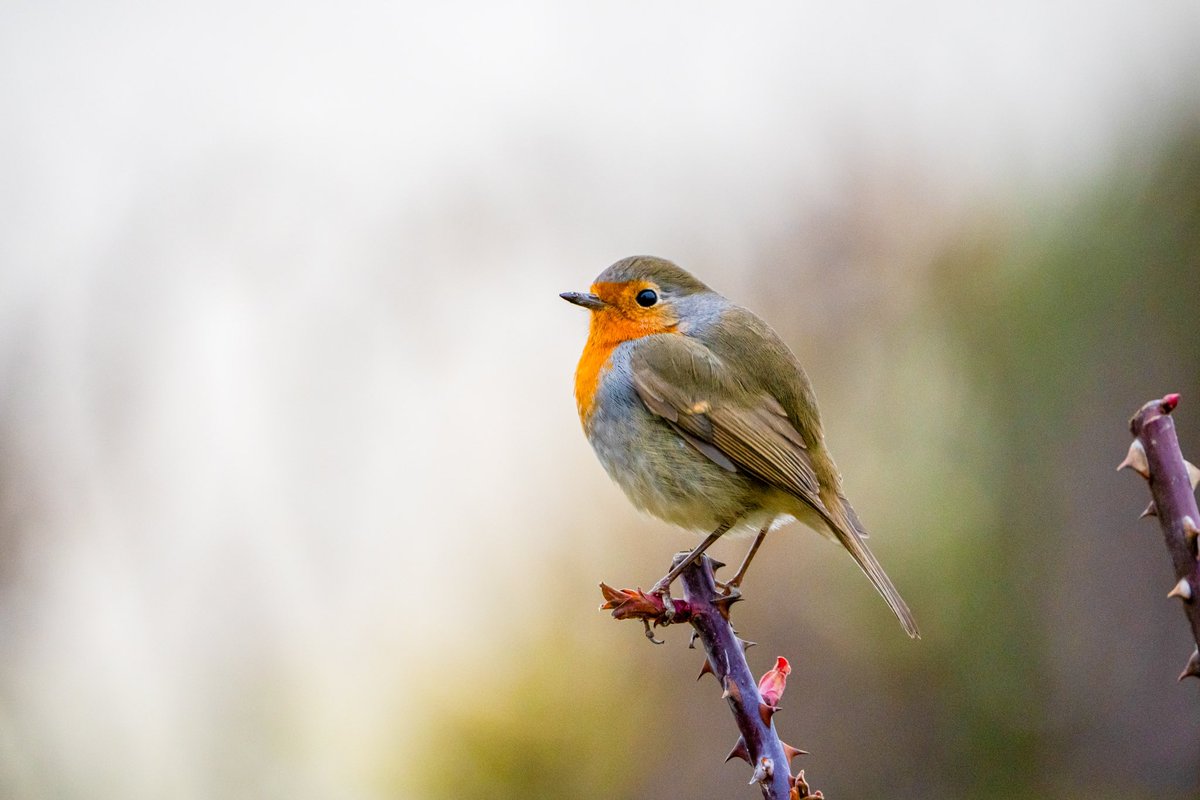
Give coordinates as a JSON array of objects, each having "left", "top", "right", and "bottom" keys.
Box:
[
  {"left": 819, "top": 497, "right": 919, "bottom": 638},
  {"left": 837, "top": 527, "right": 920, "bottom": 638}
]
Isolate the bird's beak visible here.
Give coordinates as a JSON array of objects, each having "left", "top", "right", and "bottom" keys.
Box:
[{"left": 560, "top": 291, "right": 607, "bottom": 310}]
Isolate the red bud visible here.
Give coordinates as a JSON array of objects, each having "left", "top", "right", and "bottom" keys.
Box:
[{"left": 757, "top": 656, "right": 791, "bottom": 707}]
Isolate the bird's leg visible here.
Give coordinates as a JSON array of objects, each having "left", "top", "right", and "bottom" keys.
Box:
[
  {"left": 718, "top": 522, "right": 770, "bottom": 596},
  {"left": 650, "top": 521, "right": 733, "bottom": 622}
]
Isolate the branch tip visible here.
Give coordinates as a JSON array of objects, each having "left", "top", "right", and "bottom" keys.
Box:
[{"left": 598, "top": 582, "right": 692, "bottom": 627}]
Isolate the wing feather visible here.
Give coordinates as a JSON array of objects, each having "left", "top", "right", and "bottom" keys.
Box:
[
  {"left": 629, "top": 335, "right": 823, "bottom": 511},
  {"left": 628, "top": 333, "right": 918, "bottom": 638}
]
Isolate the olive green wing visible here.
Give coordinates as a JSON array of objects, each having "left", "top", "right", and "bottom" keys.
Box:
[
  {"left": 628, "top": 333, "right": 829, "bottom": 517},
  {"left": 630, "top": 332, "right": 920, "bottom": 639}
]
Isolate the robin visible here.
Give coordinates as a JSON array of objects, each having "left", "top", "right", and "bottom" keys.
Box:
[{"left": 562, "top": 255, "right": 919, "bottom": 638}]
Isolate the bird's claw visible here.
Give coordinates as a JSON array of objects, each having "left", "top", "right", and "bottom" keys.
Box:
[
  {"left": 659, "top": 587, "right": 676, "bottom": 624},
  {"left": 647, "top": 579, "right": 676, "bottom": 624},
  {"left": 715, "top": 582, "right": 745, "bottom": 602},
  {"left": 642, "top": 619, "right": 664, "bottom": 645}
]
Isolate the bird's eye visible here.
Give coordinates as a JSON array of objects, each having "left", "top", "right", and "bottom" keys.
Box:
[{"left": 635, "top": 289, "right": 658, "bottom": 307}]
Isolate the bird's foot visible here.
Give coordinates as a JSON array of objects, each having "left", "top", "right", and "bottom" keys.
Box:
[
  {"left": 648, "top": 579, "right": 676, "bottom": 624},
  {"left": 715, "top": 582, "right": 744, "bottom": 603}
]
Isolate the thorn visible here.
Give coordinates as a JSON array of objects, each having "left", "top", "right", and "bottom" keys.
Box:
[
  {"left": 1164, "top": 393, "right": 1181, "bottom": 412},
  {"left": 1168, "top": 578, "right": 1192, "bottom": 601},
  {"left": 1140, "top": 501, "right": 1157, "bottom": 519},
  {"left": 749, "top": 756, "right": 773, "bottom": 785},
  {"left": 1187, "top": 460, "right": 1200, "bottom": 491},
  {"left": 1179, "top": 648, "right": 1200, "bottom": 681},
  {"left": 782, "top": 742, "right": 808, "bottom": 763},
  {"left": 708, "top": 557, "right": 726, "bottom": 572},
  {"left": 1184, "top": 516, "right": 1200, "bottom": 545},
  {"left": 697, "top": 659, "right": 715, "bottom": 681},
  {"left": 739, "top": 638, "right": 757, "bottom": 652},
  {"left": 721, "top": 675, "right": 742, "bottom": 702},
  {"left": 725, "top": 736, "right": 750, "bottom": 764},
  {"left": 713, "top": 591, "right": 744, "bottom": 615},
  {"left": 758, "top": 701, "right": 777, "bottom": 726},
  {"left": 1117, "top": 440, "right": 1149, "bottom": 478}
]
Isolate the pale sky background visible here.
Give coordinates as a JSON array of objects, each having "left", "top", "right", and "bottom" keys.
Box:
[{"left": 1, "top": 2, "right": 1199, "bottom": 798}]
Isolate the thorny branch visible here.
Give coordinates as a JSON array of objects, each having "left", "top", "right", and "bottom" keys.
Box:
[
  {"left": 1119, "top": 393, "right": 1200, "bottom": 681},
  {"left": 600, "top": 555, "right": 823, "bottom": 799}
]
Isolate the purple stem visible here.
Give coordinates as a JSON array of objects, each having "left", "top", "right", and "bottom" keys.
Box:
[
  {"left": 1126, "top": 394, "right": 1200, "bottom": 679},
  {"left": 678, "top": 555, "right": 794, "bottom": 799}
]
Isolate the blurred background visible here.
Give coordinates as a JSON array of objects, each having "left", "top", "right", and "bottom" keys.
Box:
[{"left": 2, "top": 2, "right": 1199, "bottom": 798}]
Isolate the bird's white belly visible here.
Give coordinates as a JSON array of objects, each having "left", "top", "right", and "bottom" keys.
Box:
[{"left": 585, "top": 387, "right": 761, "bottom": 532}]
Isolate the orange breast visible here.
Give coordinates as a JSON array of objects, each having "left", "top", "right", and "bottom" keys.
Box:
[
  {"left": 574, "top": 311, "right": 675, "bottom": 424},
  {"left": 574, "top": 337, "right": 618, "bottom": 423}
]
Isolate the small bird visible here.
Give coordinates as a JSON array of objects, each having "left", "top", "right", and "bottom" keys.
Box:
[{"left": 562, "top": 255, "right": 918, "bottom": 638}]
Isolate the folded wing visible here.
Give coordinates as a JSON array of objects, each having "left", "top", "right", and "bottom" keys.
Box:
[{"left": 629, "top": 333, "right": 920, "bottom": 638}]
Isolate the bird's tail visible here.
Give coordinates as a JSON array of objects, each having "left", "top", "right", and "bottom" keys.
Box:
[{"left": 820, "top": 497, "right": 920, "bottom": 639}]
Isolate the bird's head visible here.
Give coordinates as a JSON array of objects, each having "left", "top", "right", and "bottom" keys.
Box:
[{"left": 560, "top": 255, "right": 713, "bottom": 343}]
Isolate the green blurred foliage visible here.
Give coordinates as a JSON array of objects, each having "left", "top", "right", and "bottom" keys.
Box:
[
  {"left": 915, "top": 125, "right": 1200, "bottom": 798},
  {"left": 402, "top": 624, "right": 660, "bottom": 800}
]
